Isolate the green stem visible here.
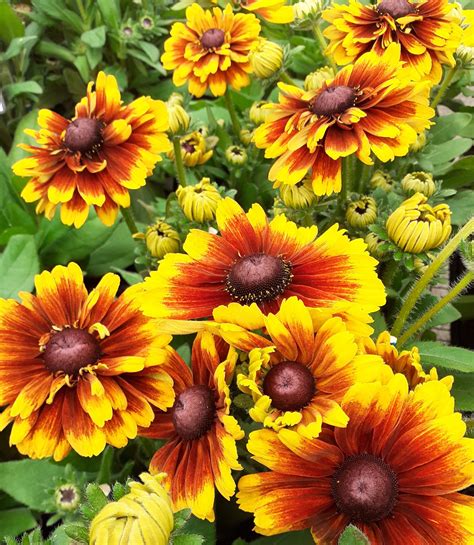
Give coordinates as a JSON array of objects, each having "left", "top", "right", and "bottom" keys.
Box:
[
  {"left": 120, "top": 206, "right": 139, "bottom": 236},
  {"left": 312, "top": 21, "right": 337, "bottom": 72},
  {"left": 224, "top": 89, "right": 241, "bottom": 139},
  {"left": 76, "top": 0, "right": 87, "bottom": 22},
  {"left": 431, "top": 64, "right": 460, "bottom": 109},
  {"left": 391, "top": 218, "right": 474, "bottom": 338},
  {"left": 398, "top": 271, "right": 474, "bottom": 347},
  {"left": 172, "top": 136, "right": 187, "bottom": 187},
  {"left": 280, "top": 70, "right": 296, "bottom": 86},
  {"left": 337, "top": 155, "right": 355, "bottom": 217},
  {"left": 382, "top": 259, "right": 398, "bottom": 287},
  {"left": 96, "top": 446, "right": 114, "bottom": 484}
]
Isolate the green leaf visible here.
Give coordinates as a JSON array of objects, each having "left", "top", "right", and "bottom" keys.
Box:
[
  {"left": 174, "top": 509, "right": 192, "bottom": 531},
  {"left": 414, "top": 341, "right": 474, "bottom": 373},
  {"left": 179, "top": 516, "right": 215, "bottom": 545},
  {"left": 173, "top": 535, "right": 205, "bottom": 545},
  {"left": 0, "top": 36, "right": 37, "bottom": 62},
  {"left": 338, "top": 525, "right": 370, "bottom": 545},
  {"left": 8, "top": 109, "right": 39, "bottom": 165},
  {"left": 429, "top": 113, "right": 472, "bottom": 144},
  {"left": 420, "top": 138, "right": 473, "bottom": 167},
  {"left": 0, "top": 234, "right": 39, "bottom": 299},
  {"left": 73, "top": 55, "right": 91, "bottom": 82},
  {"left": 31, "top": 0, "right": 84, "bottom": 33},
  {"left": 239, "top": 530, "right": 314, "bottom": 544},
  {"left": 111, "top": 267, "right": 142, "bottom": 285},
  {"left": 0, "top": 509, "right": 37, "bottom": 539},
  {"left": 451, "top": 372, "right": 474, "bottom": 411},
  {"left": 0, "top": 459, "right": 66, "bottom": 512},
  {"left": 81, "top": 26, "right": 106, "bottom": 48},
  {"left": 0, "top": 2, "right": 25, "bottom": 44},
  {"left": 447, "top": 189, "right": 474, "bottom": 226},
  {"left": 96, "top": 0, "right": 120, "bottom": 29},
  {"left": 4, "top": 81, "right": 43, "bottom": 100},
  {"left": 63, "top": 523, "right": 89, "bottom": 544}
]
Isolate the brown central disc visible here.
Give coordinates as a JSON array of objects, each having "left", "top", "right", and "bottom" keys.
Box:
[
  {"left": 263, "top": 361, "right": 315, "bottom": 412},
  {"left": 332, "top": 454, "right": 398, "bottom": 523},
  {"left": 309, "top": 86, "right": 356, "bottom": 117},
  {"left": 200, "top": 28, "right": 225, "bottom": 49},
  {"left": 225, "top": 253, "right": 292, "bottom": 305},
  {"left": 64, "top": 117, "right": 104, "bottom": 154},
  {"left": 377, "top": 0, "right": 414, "bottom": 18},
  {"left": 172, "top": 385, "right": 217, "bottom": 441},
  {"left": 43, "top": 328, "right": 101, "bottom": 375}
]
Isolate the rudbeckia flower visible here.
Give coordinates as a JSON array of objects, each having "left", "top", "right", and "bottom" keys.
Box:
[
  {"left": 254, "top": 44, "right": 434, "bottom": 196},
  {"left": 240, "top": 0, "right": 294, "bottom": 24},
  {"left": 0, "top": 263, "right": 174, "bottom": 460},
  {"left": 135, "top": 198, "right": 386, "bottom": 322},
  {"left": 346, "top": 197, "right": 377, "bottom": 229},
  {"left": 139, "top": 331, "right": 243, "bottom": 521},
  {"left": 168, "top": 130, "right": 213, "bottom": 167},
  {"left": 137, "top": 220, "right": 180, "bottom": 259},
  {"left": 236, "top": 297, "right": 385, "bottom": 438},
  {"left": 238, "top": 375, "right": 474, "bottom": 543},
  {"left": 323, "top": 0, "right": 462, "bottom": 83},
  {"left": 13, "top": 72, "right": 171, "bottom": 228},
  {"left": 359, "top": 331, "right": 453, "bottom": 389},
  {"left": 161, "top": 4, "right": 261, "bottom": 97},
  {"left": 176, "top": 177, "right": 222, "bottom": 223}
]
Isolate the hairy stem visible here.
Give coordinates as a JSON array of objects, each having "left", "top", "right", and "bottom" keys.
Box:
[
  {"left": 120, "top": 206, "right": 139, "bottom": 236},
  {"left": 172, "top": 136, "right": 187, "bottom": 187},
  {"left": 312, "top": 21, "right": 337, "bottom": 72}
]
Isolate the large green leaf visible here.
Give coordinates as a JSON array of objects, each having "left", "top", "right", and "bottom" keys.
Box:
[
  {"left": 0, "top": 2, "right": 24, "bottom": 44},
  {"left": 81, "top": 26, "right": 106, "bottom": 48},
  {"left": 0, "top": 508, "right": 36, "bottom": 539},
  {"left": 3, "top": 80, "right": 43, "bottom": 100},
  {"left": 415, "top": 341, "right": 474, "bottom": 373},
  {"left": 447, "top": 190, "right": 474, "bottom": 226},
  {"left": 450, "top": 372, "right": 474, "bottom": 411},
  {"left": 338, "top": 525, "right": 370, "bottom": 545},
  {"left": 429, "top": 113, "right": 472, "bottom": 144},
  {"left": 0, "top": 234, "right": 39, "bottom": 298}
]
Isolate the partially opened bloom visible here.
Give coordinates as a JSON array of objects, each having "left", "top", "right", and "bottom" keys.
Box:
[
  {"left": 135, "top": 197, "right": 386, "bottom": 322},
  {"left": 237, "top": 297, "right": 384, "bottom": 438},
  {"left": 90, "top": 473, "right": 173, "bottom": 545},
  {"left": 249, "top": 38, "right": 283, "bottom": 79},
  {"left": 323, "top": 0, "right": 462, "bottom": 83},
  {"left": 161, "top": 4, "right": 261, "bottom": 97},
  {"left": 238, "top": 375, "right": 474, "bottom": 543},
  {"left": 359, "top": 331, "right": 453, "bottom": 389},
  {"left": 278, "top": 177, "right": 315, "bottom": 209},
  {"left": 240, "top": 0, "right": 294, "bottom": 24},
  {"left": 139, "top": 332, "right": 243, "bottom": 521},
  {"left": 346, "top": 197, "right": 377, "bottom": 229},
  {"left": 254, "top": 45, "right": 433, "bottom": 196},
  {"left": 401, "top": 171, "right": 436, "bottom": 197},
  {"left": 387, "top": 192, "right": 451, "bottom": 253},
  {"left": 176, "top": 177, "right": 222, "bottom": 223},
  {"left": 0, "top": 263, "right": 174, "bottom": 460},
  {"left": 139, "top": 220, "right": 180, "bottom": 259},
  {"left": 169, "top": 130, "right": 213, "bottom": 167},
  {"left": 13, "top": 72, "right": 171, "bottom": 228}
]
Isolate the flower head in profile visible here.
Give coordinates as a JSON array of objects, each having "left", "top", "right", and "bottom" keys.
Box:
[
  {"left": 240, "top": 0, "right": 294, "bottom": 24},
  {"left": 323, "top": 0, "right": 462, "bottom": 83},
  {"left": 254, "top": 44, "right": 433, "bottom": 196},
  {"left": 346, "top": 197, "right": 377, "bottom": 229},
  {"left": 249, "top": 38, "right": 284, "bottom": 79},
  {"left": 0, "top": 263, "right": 174, "bottom": 460},
  {"left": 387, "top": 192, "right": 451, "bottom": 253},
  {"left": 13, "top": 72, "right": 171, "bottom": 228},
  {"left": 90, "top": 473, "right": 173, "bottom": 545},
  {"left": 169, "top": 130, "right": 213, "bottom": 167},
  {"left": 359, "top": 331, "right": 453, "bottom": 390},
  {"left": 176, "top": 177, "right": 222, "bottom": 223},
  {"left": 237, "top": 297, "right": 384, "bottom": 438},
  {"left": 278, "top": 177, "right": 315, "bottom": 209},
  {"left": 139, "top": 332, "right": 243, "bottom": 521},
  {"left": 161, "top": 4, "right": 261, "bottom": 97},
  {"left": 134, "top": 197, "right": 386, "bottom": 322},
  {"left": 238, "top": 375, "right": 474, "bottom": 543},
  {"left": 401, "top": 171, "right": 436, "bottom": 197},
  {"left": 138, "top": 220, "right": 180, "bottom": 259}
]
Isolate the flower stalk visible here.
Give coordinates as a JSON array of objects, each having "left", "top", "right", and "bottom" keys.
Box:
[
  {"left": 431, "top": 63, "right": 461, "bottom": 109},
  {"left": 120, "top": 206, "right": 139, "bottom": 236},
  {"left": 172, "top": 136, "right": 188, "bottom": 187},
  {"left": 391, "top": 217, "right": 474, "bottom": 338},
  {"left": 312, "top": 21, "right": 338, "bottom": 72},
  {"left": 224, "top": 89, "right": 242, "bottom": 139}
]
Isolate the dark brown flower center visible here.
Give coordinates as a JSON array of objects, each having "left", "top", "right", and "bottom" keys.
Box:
[
  {"left": 64, "top": 117, "right": 104, "bottom": 154},
  {"left": 200, "top": 28, "right": 225, "bottom": 49},
  {"left": 42, "top": 328, "right": 101, "bottom": 375},
  {"left": 225, "top": 253, "right": 293, "bottom": 305},
  {"left": 263, "top": 361, "right": 315, "bottom": 411},
  {"left": 59, "top": 486, "right": 77, "bottom": 504},
  {"left": 377, "top": 0, "right": 414, "bottom": 18},
  {"left": 182, "top": 141, "right": 196, "bottom": 153},
  {"left": 332, "top": 454, "right": 398, "bottom": 523},
  {"left": 309, "top": 85, "right": 356, "bottom": 117},
  {"left": 172, "top": 385, "right": 216, "bottom": 441}
]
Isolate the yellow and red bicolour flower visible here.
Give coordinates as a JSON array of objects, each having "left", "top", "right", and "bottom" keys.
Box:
[
  {"left": 323, "top": 0, "right": 462, "bottom": 84},
  {"left": 139, "top": 331, "right": 243, "bottom": 522},
  {"left": 254, "top": 44, "right": 434, "bottom": 196},
  {"left": 13, "top": 72, "right": 171, "bottom": 229},
  {"left": 161, "top": 4, "right": 261, "bottom": 98},
  {"left": 359, "top": 331, "right": 453, "bottom": 390},
  {"left": 238, "top": 0, "right": 295, "bottom": 24},
  {"left": 238, "top": 375, "right": 474, "bottom": 544},
  {"left": 0, "top": 263, "right": 174, "bottom": 461},
  {"left": 236, "top": 297, "right": 385, "bottom": 438},
  {"left": 134, "top": 197, "right": 386, "bottom": 324}
]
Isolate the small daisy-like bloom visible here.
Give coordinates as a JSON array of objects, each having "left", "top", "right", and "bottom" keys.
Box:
[
  {"left": 169, "top": 130, "right": 213, "bottom": 167},
  {"left": 166, "top": 93, "right": 190, "bottom": 135},
  {"left": 55, "top": 484, "right": 80, "bottom": 512},
  {"left": 238, "top": 375, "right": 474, "bottom": 543},
  {"left": 240, "top": 128, "right": 253, "bottom": 145},
  {"left": 249, "top": 38, "right": 283, "bottom": 79},
  {"left": 239, "top": 0, "right": 295, "bottom": 24},
  {"left": 402, "top": 171, "right": 436, "bottom": 197},
  {"left": 237, "top": 297, "right": 384, "bottom": 438},
  {"left": 370, "top": 170, "right": 393, "bottom": 191},
  {"left": 161, "top": 4, "right": 261, "bottom": 98},
  {"left": 249, "top": 101, "right": 269, "bottom": 125},
  {"left": 409, "top": 131, "right": 426, "bottom": 152},
  {"left": 136, "top": 197, "right": 386, "bottom": 321},
  {"left": 365, "top": 232, "right": 386, "bottom": 260},
  {"left": 254, "top": 44, "right": 434, "bottom": 196},
  {"left": 323, "top": 0, "right": 463, "bottom": 84},
  {"left": 13, "top": 72, "right": 171, "bottom": 228},
  {"left": 139, "top": 220, "right": 180, "bottom": 259},
  {"left": 387, "top": 193, "right": 452, "bottom": 253},
  {"left": 139, "top": 332, "right": 244, "bottom": 521},
  {"left": 304, "top": 66, "right": 336, "bottom": 91},
  {"left": 176, "top": 177, "right": 222, "bottom": 223},
  {"left": 359, "top": 331, "right": 453, "bottom": 389},
  {"left": 90, "top": 473, "right": 173, "bottom": 545},
  {"left": 277, "top": 177, "right": 315, "bottom": 209},
  {"left": 0, "top": 263, "right": 174, "bottom": 460},
  {"left": 225, "top": 145, "right": 248, "bottom": 165},
  {"left": 346, "top": 197, "right": 377, "bottom": 229}
]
